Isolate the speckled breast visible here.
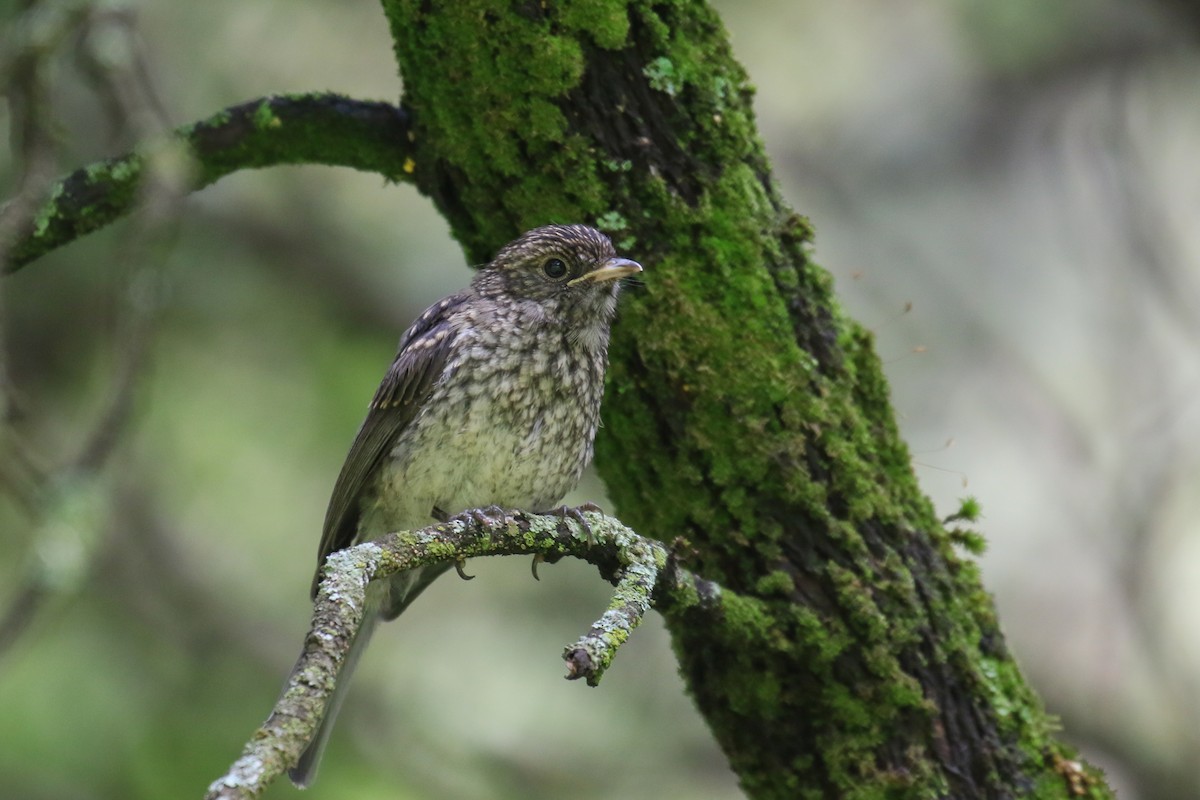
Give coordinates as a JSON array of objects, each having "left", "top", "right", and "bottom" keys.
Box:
[{"left": 364, "top": 315, "right": 607, "bottom": 534}]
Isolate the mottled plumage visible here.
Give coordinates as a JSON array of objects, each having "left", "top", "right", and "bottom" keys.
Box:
[{"left": 289, "top": 224, "right": 641, "bottom": 787}]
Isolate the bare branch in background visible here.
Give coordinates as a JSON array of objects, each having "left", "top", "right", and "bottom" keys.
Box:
[
  {"left": 0, "top": 2, "right": 90, "bottom": 654},
  {"left": 0, "top": 0, "right": 85, "bottom": 428},
  {"left": 0, "top": 0, "right": 178, "bottom": 658},
  {"left": 68, "top": 1, "right": 177, "bottom": 472}
]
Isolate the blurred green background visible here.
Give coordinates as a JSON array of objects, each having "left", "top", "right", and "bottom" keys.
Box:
[{"left": 3, "top": 1, "right": 1200, "bottom": 798}]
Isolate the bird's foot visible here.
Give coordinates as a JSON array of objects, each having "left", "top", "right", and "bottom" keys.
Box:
[
  {"left": 434, "top": 507, "right": 511, "bottom": 582},
  {"left": 439, "top": 504, "right": 509, "bottom": 527},
  {"left": 545, "top": 502, "right": 603, "bottom": 546}
]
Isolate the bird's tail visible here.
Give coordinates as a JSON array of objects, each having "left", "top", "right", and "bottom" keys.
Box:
[
  {"left": 286, "top": 565, "right": 449, "bottom": 788},
  {"left": 287, "top": 589, "right": 382, "bottom": 789}
]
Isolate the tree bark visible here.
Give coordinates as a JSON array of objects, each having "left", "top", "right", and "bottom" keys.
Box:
[{"left": 379, "top": 2, "right": 1109, "bottom": 798}]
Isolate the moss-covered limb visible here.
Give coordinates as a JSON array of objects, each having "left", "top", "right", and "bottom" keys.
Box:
[
  {"left": 382, "top": 2, "right": 1113, "bottom": 798},
  {"left": 564, "top": 527, "right": 677, "bottom": 685},
  {"left": 205, "top": 509, "right": 721, "bottom": 800},
  {"left": 2, "top": 93, "right": 413, "bottom": 273}
]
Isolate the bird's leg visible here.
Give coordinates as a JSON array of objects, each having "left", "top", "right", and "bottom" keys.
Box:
[
  {"left": 525, "top": 503, "right": 602, "bottom": 579},
  {"left": 435, "top": 504, "right": 509, "bottom": 527},
  {"left": 466, "top": 504, "right": 509, "bottom": 526},
  {"left": 434, "top": 506, "right": 510, "bottom": 581}
]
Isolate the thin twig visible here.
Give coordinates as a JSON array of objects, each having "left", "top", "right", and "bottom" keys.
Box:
[{"left": 71, "top": 2, "right": 177, "bottom": 471}]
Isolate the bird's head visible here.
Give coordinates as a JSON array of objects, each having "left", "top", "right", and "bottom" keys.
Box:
[{"left": 474, "top": 224, "right": 642, "bottom": 329}]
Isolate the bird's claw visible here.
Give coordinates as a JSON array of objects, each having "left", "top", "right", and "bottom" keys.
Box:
[
  {"left": 454, "top": 557, "right": 475, "bottom": 581},
  {"left": 531, "top": 553, "right": 544, "bottom": 581},
  {"left": 548, "top": 502, "right": 602, "bottom": 546},
  {"left": 442, "top": 507, "right": 506, "bottom": 582},
  {"left": 444, "top": 504, "right": 509, "bottom": 527}
]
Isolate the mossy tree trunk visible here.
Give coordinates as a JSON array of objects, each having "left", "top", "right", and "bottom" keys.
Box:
[
  {"left": 2, "top": 1, "right": 1115, "bottom": 798},
  {"left": 380, "top": 2, "right": 1109, "bottom": 799}
]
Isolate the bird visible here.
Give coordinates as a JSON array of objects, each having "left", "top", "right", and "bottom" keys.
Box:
[{"left": 287, "top": 223, "right": 642, "bottom": 787}]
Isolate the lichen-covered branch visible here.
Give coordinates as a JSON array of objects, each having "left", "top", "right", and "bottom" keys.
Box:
[
  {"left": 204, "top": 509, "right": 721, "bottom": 800},
  {"left": 1, "top": 93, "right": 414, "bottom": 273},
  {"left": 563, "top": 530, "right": 674, "bottom": 685}
]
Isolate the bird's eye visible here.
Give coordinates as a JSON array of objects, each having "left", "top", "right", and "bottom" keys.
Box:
[{"left": 542, "top": 258, "right": 568, "bottom": 279}]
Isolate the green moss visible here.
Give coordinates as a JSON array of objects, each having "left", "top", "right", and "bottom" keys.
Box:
[
  {"left": 951, "top": 495, "right": 983, "bottom": 522},
  {"left": 789, "top": 606, "right": 850, "bottom": 664},
  {"left": 979, "top": 656, "right": 1043, "bottom": 737},
  {"left": 526, "top": 35, "right": 586, "bottom": 94},
  {"left": 32, "top": 181, "right": 67, "bottom": 238},
  {"left": 719, "top": 587, "right": 777, "bottom": 637},
  {"left": 252, "top": 98, "right": 281, "bottom": 130},
  {"left": 753, "top": 570, "right": 793, "bottom": 597},
  {"left": 730, "top": 670, "right": 781, "bottom": 717},
  {"left": 827, "top": 564, "right": 886, "bottom": 639},
  {"left": 946, "top": 499, "right": 988, "bottom": 555},
  {"left": 94, "top": 156, "right": 140, "bottom": 185},
  {"left": 643, "top": 56, "right": 678, "bottom": 95},
  {"left": 203, "top": 108, "right": 232, "bottom": 129},
  {"left": 594, "top": 209, "right": 629, "bottom": 234},
  {"left": 559, "top": 3, "right": 631, "bottom": 49},
  {"left": 949, "top": 526, "right": 988, "bottom": 555}
]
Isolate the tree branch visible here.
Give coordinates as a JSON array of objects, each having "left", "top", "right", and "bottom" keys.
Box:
[
  {"left": 204, "top": 509, "right": 720, "bottom": 800},
  {"left": 1, "top": 92, "right": 414, "bottom": 273}
]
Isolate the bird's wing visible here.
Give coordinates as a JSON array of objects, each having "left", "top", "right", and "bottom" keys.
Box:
[{"left": 310, "top": 294, "right": 466, "bottom": 598}]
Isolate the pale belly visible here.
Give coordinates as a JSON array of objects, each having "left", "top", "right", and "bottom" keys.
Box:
[{"left": 357, "top": 393, "right": 593, "bottom": 538}]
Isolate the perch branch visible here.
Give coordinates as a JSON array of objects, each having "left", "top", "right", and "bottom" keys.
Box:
[
  {"left": 1, "top": 92, "right": 414, "bottom": 272},
  {"left": 204, "top": 509, "right": 722, "bottom": 800}
]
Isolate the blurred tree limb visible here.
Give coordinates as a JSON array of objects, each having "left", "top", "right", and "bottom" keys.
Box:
[
  {"left": 0, "top": 93, "right": 413, "bottom": 272},
  {"left": 206, "top": 509, "right": 719, "bottom": 800},
  {"left": 3, "top": 1, "right": 1119, "bottom": 798},
  {"left": 0, "top": 0, "right": 177, "bottom": 659}
]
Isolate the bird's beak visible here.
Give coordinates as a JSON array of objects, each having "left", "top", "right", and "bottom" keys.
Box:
[{"left": 568, "top": 257, "right": 643, "bottom": 286}]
